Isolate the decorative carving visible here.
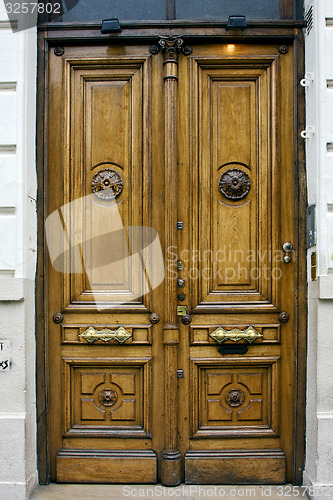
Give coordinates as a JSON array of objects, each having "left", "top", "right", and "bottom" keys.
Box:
[
  {"left": 226, "top": 389, "right": 245, "bottom": 407},
  {"left": 54, "top": 47, "right": 65, "bottom": 56},
  {"left": 278, "top": 45, "right": 289, "bottom": 54},
  {"left": 91, "top": 169, "right": 123, "bottom": 199},
  {"left": 149, "top": 44, "right": 160, "bottom": 55},
  {"left": 149, "top": 36, "right": 192, "bottom": 62},
  {"left": 149, "top": 312, "right": 160, "bottom": 324},
  {"left": 219, "top": 168, "right": 251, "bottom": 200},
  {"left": 53, "top": 312, "right": 63, "bottom": 323},
  {"left": 279, "top": 312, "right": 289, "bottom": 323},
  {"left": 210, "top": 326, "right": 262, "bottom": 344},
  {"left": 79, "top": 325, "right": 132, "bottom": 344},
  {"left": 98, "top": 389, "right": 118, "bottom": 407},
  {"left": 181, "top": 314, "right": 192, "bottom": 325}
]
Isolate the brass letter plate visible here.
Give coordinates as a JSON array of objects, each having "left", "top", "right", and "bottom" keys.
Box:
[
  {"left": 210, "top": 326, "right": 262, "bottom": 344},
  {"left": 79, "top": 326, "right": 132, "bottom": 344}
]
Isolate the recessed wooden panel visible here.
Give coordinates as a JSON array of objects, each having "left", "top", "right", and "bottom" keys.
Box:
[
  {"left": 63, "top": 357, "right": 152, "bottom": 437},
  {"left": 185, "top": 449, "right": 286, "bottom": 484},
  {"left": 61, "top": 57, "right": 152, "bottom": 312},
  {"left": 190, "top": 357, "right": 280, "bottom": 437},
  {"left": 190, "top": 57, "right": 280, "bottom": 311},
  {"left": 56, "top": 449, "right": 157, "bottom": 484}
]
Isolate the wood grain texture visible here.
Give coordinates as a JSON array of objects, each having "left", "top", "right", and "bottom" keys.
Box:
[
  {"left": 280, "top": 0, "right": 294, "bottom": 20},
  {"left": 185, "top": 449, "right": 286, "bottom": 484},
  {"left": 56, "top": 449, "right": 157, "bottom": 483}
]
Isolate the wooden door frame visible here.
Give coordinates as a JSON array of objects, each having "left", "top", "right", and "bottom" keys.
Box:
[{"left": 35, "top": 22, "right": 307, "bottom": 485}]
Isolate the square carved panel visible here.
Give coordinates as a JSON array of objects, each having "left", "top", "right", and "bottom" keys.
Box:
[
  {"left": 189, "top": 57, "right": 281, "bottom": 313},
  {"left": 190, "top": 357, "right": 280, "bottom": 438},
  {"left": 63, "top": 357, "right": 151, "bottom": 438}
]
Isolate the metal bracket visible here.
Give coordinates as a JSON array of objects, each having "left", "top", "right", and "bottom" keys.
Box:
[
  {"left": 300, "top": 72, "right": 314, "bottom": 87},
  {"left": 79, "top": 326, "right": 132, "bottom": 344},
  {"left": 301, "top": 126, "right": 315, "bottom": 139}
]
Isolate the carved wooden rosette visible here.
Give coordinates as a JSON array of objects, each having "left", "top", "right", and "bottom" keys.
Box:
[{"left": 152, "top": 36, "right": 191, "bottom": 486}]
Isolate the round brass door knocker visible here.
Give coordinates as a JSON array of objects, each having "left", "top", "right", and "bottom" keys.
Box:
[
  {"left": 92, "top": 169, "right": 123, "bottom": 199},
  {"left": 219, "top": 168, "right": 251, "bottom": 201}
]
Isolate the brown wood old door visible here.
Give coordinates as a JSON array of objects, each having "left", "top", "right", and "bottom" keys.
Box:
[{"left": 46, "top": 39, "right": 301, "bottom": 485}]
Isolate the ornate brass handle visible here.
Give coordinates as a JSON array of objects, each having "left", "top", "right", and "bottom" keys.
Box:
[
  {"left": 210, "top": 326, "right": 262, "bottom": 344},
  {"left": 79, "top": 326, "right": 132, "bottom": 344}
]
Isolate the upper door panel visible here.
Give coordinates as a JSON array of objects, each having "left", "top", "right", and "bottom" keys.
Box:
[{"left": 190, "top": 56, "right": 280, "bottom": 311}]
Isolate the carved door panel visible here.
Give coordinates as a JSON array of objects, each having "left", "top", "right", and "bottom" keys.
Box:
[
  {"left": 47, "top": 45, "right": 166, "bottom": 483},
  {"left": 177, "top": 44, "right": 297, "bottom": 484},
  {"left": 46, "top": 40, "right": 298, "bottom": 485}
]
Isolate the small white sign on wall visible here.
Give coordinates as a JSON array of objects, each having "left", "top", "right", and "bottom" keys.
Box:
[{"left": 0, "top": 339, "right": 11, "bottom": 371}]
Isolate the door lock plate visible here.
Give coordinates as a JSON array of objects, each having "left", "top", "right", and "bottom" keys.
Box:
[{"left": 177, "top": 305, "right": 187, "bottom": 316}]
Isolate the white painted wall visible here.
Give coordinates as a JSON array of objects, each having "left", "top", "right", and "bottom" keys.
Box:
[
  {"left": 304, "top": 0, "right": 333, "bottom": 498},
  {"left": 0, "top": 2, "right": 38, "bottom": 499}
]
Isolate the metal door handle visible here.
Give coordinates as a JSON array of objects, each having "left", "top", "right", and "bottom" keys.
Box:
[
  {"left": 210, "top": 326, "right": 262, "bottom": 344},
  {"left": 79, "top": 326, "right": 132, "bottom": 344},
  {"left": 283, "top": 242, "right": 293, "bottom": 263}
]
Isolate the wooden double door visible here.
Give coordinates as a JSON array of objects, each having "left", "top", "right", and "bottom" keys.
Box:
[{"left": 46, "top": 38, "right": 300, "bottom": 485}]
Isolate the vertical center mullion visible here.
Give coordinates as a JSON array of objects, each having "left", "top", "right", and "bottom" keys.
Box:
[{"left": 166, "top": 0, "right": 176, "bottom": 20}]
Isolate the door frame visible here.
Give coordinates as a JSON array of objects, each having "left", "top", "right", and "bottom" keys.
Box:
[{"left": 35, "top": 21, "right": 307, "bottom": 485}]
